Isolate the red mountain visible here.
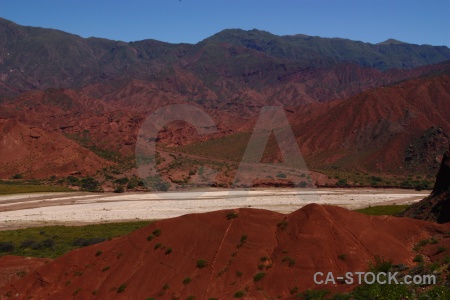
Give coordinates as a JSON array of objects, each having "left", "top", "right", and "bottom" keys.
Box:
[
  {"left": 0, "top": 118, "right": 109, "bottom": 178},
  {"left": 285, "top": 74, "right": 450, "bottom": 173},
  {"left": 1, "top": 73, "right": 449, "bottom": 180},
  {"left": 1, "top": 18, "right": 450, "bottom": 180}
]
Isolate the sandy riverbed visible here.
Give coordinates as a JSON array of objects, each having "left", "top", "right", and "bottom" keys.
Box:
[{"left": 0, "top": 188, "right": 428, "bottom": 229}]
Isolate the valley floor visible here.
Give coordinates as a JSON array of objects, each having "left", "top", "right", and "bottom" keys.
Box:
[{"left": 0, "top": 188, "right": 428, "bottom": 230}]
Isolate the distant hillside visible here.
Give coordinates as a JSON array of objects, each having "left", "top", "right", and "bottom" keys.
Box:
[
  {"left": 0, "top": 118, "right": 109, "bottom": 178},
  {"left": 1, "top": 18, "right": 450, "bottom": 96},
  {"left": 177, "top": 74, "right": 450, "bottom": 175},
  {"left": 205, "top": 29, "right": 450, "bottom": 70},
  {"left": 1, "top": 18, "right": 450, "bottom": 181}
]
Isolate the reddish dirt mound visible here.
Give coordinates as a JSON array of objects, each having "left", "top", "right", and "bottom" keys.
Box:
[
  {"left": 0, "top": 118, "right": 109, "bottom": 178},
  {"left": 1, "top": 204, "right": 449, "bottom": 299},
  {"left": 0, "top": 256, "right": 50, "bottom": 289}
]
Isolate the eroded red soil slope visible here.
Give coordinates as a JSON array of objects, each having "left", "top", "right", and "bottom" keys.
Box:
[
  {"left": 0, "top": 118, "right": 109, "bottom": 178},
  {"left": 0, "top": 256, "right": 49, "bottom": 289},
  {"left": 2, "top": 204, "right": 449, "bottom": 299}
]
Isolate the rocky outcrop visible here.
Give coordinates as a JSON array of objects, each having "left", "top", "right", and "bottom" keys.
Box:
[
  {"left": 433, "top": 148, "right": 450, "bottom": 194},
  {"left": 401, "top": 147, "right": 450, "bottom": 223}
]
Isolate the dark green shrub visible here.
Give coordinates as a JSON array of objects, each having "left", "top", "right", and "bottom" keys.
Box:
[
  {"left": 336, "top": 179, "right": 348, "bottom": 186},
  {"left": 253, "top": 272, "right": 265, "bottom": 282},
  {"left": 352, "top": 282, "right": 411, "bottom": 299},
  {"left": 413, "top": 254, "right": 424, "bottom": 263},
  {"left": 42, "top": 239, "right": 55, "bottom": 248},
  {"left": 428, "top": 262, "right": 440, "bottom": 272},
  {"left": 330, "top": 293, "right": 352, "bottom": 300},
  {"left": 126, "top": 181, "right": 137, "bottom": 189},
  {"left": 73, "top": 288, "right": 82, "bottom": 296},
  {"left": 66, "top": 176, "right": 79, "bottom": 185},
  {"left": 80, "top": 177, "right": 101, "bottom": 192},
  {"left": 290, "top": 286, "right": 298, "bottom": 295},
  {"left": 400, "top": 180, "right": 413, "bottom": 188},
  {"left": 413, "top": 239, "right": 430, "bottom": 251},
  {"left": 114, "top": 177, "right": 129, "bottom": 185},
  {"left": 226, "top": 211, "right": 239, "bottom": 220},
  {"left": 436, "top": 246, "right": 447, "bottom": 254},
  {"left": 156, "top": 181, "right": 170, "bottom": 191},
  {"left": 234, "top": 291, "right": 245, "bottom": 298},
  {"left": 196, "top": 259, "right": 208, "bottom": 268},
  {"left": 417, "top": 285, "right": 450, "bottom": 299},
  {"left": 282, "top": 256, "right": 295, "bottom": 267},
  {"left": 117, "top": 284, "right": 126, "bottom": 293},
  {"left": 183, "top": 277, "right": 191, "bottom": 284},
  {"left": 237, "top": 234, "right": 247, "bottom": 248},
  {"left": 370, "top": 176, "right": 383, "bottom": 182},
  {"left": 415, "top": 180, "right": 431, "bottom": 191},
  {"left": 338, "top": 254, "right": 347, "bottom": 261},
  {"left": 0, "top": 242, "right": 14, "bottom": 252},
  {"left": 73, "top": 237, "right": 107, "bottom": 247},
  {"left": 20, "top": 238, "right": 54, "bottom": 250},
  {"left": 240, "top": 235, "right": 247, "bottom": 243},
  {"left": 298, "top": 289, "right": 331, "bottom": 299},
  {"left": 113, "top": 185, "right": 124, "bottom": 193},
  {"left": 277, "top": 220, "right": 288, "bottom": 230},
  {"left": 299, "top": 181, "right": 308, "bottom": 188},
  {"left": 20, "top": 239, "right": 41, "bottom": 250},
  {"left": 369, "top": 256, "right": 392, "bottom": 273}
]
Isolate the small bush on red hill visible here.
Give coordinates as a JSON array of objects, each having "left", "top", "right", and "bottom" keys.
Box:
[
  {"left": 196, "top": 259, "right": 208, "bottom": 268},
  {"left": 117, "top": 284, "right": 126, "bottom": 293},
  {"left": 253, "top": 272, "right": 266, "bottom": 282},
  {"left": 226, "top": 211, "right": 238, "bottom": 220}
]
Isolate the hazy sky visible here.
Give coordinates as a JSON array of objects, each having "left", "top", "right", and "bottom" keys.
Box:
[{"left": 1, "top": 0, "right": 449, "bottom": 47}]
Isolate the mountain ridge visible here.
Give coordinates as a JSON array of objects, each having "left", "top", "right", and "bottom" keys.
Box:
[
  {"left": 0, "top": 17, "right": 450, "bottom": 180},
  {"left": 1, "top": 17, "right": 450, "bottom": 96}
]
